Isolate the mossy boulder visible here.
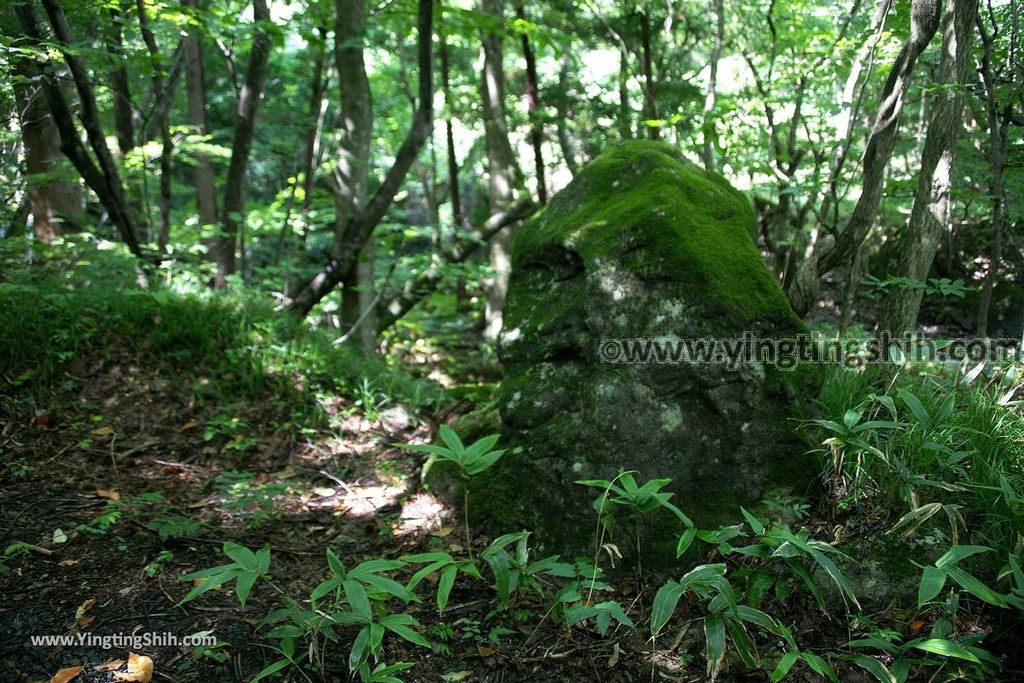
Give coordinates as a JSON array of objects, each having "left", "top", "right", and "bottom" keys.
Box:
[{"left": 475, "top": 141, "right": 818, "bottom": 557}]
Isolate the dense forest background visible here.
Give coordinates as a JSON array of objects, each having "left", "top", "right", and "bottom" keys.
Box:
[{"left": 2, "top": 0, "right": 1024, "bottom": 681}]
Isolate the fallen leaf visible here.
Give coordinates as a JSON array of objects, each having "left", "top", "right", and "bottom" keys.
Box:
[
  {"left": 77, "top": 616, "right": 95, "bottom": 628},
  {"left": 179, "top": 421, "right": 199, "bottom": 431},
  {"left": 96, "top": 489, "right": 121, "bottom": 501},
  {"left": 607, "top": 642, "right": 621, "bottom": 668},
  {"left": 476, "top": 644, "right": 495, "bottom": 657},
  {"left": 112, "top": 652, "right": 153, "bottom": 682},
  {"left": 440, "top": 672, "right": 473, "bottom": 682},
  {"left": 93, "top": 660, "right": 126, "bottom": 672},
  {"left": 430, "top": 527, "right": 455, "bottom": 538},
  {"left": 49, "top": 665, "right": 83, "bottom": 683},
  {"left": 910, "top": 619, "right": 925, "bottom": 633},
  {"left": 92, "top": 426, "right": 115, "bottom": 436},
  {"left": 58, "top": 559, "right": 79, "bottom": 567},
  {"left": 74, "top": 598, "right": 96, "bottom": 625},
  {"left": 52, "top": 529, "right": 68, "bottom": 544}
]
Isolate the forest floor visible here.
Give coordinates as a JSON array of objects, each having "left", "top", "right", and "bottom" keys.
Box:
[
  {"left": 0, "top": 341, "right": 690, "bottom": 683},
  {"left": 1, "top": 324, "right": 1015, "bottom": 682}
]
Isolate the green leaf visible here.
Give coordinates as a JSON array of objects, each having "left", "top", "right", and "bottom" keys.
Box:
[
  {"left": 844, "top": 654, "right": 897, "bottom": 683},
  {"left": 676, "top": 527, "right": 697, "bottom": 558},
  {"left": 910, "top": 638, "right": 981, "bottom": 663},
  {"left": 944, "top": 566, "right": 1006, "bottom": 606},
  {"left": 935, "top": 545, "right": 993, "bottom": 569},
  {"left": 438, "top": 425, "right": 465, "bottom": 455},
  {"left": 800, "top": 652, "right": 839, "bottom": 682},
  {"left": 770, "top": 651, "right": 799, "bottom": 682},
  {"left": 348, "top": 626, "right": 370, "bottom": 671},
  {"left": 704, "top": 615, "right": 727, "bottom": 680},
  {"left": 235, "top": 570, "right": 258, "bottom": 606},
  {"left": 250, "top": 658, "right": 293, "bottom": 682},
  {"left": 740, "top": 507, "right": 765, "bottom": 536},
  {"left": 650, "top": 580, "right": 685, "bottom": 637},
  {"left": 918, "top": 566, "right": 947, "bottom": 607},
  {"left": 437, "top": 564, "right": 457, "bottom": 612},
  {"left": 344, "top": 578, "right": 372, "bottom": 621}
]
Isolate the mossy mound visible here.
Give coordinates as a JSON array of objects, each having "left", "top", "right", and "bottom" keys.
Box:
[{"left": 473, "top": 141, "right": 819, "bottom": 559}]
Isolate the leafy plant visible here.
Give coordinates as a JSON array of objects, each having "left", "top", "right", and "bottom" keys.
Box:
[
  {"left": 178, "top": 542, "right": 271, "bottom": 606},
  {"left": 401, "top": 551, "right": 482, "bottom": 613},
  {"left": 405, "top": 426, "right": 506, "bottom": 557}
]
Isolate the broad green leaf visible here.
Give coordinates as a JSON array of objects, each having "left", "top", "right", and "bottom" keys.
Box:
[
  {"left": 910, "top": 638, "right": 981, "bottom": 663},
  {"left": 918, "top": 566, "right": 947, "bottom": 607},
  {"left": 704, "top": 614, "right": 727, "bottom": 680}
]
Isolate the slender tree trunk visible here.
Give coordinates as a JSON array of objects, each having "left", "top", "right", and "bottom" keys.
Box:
[
  {"left": 213, "top": 0, "right": 272, "bottom": 287},
  {"left": 18, "top": 0, "right": 145, "bottom": 258},
  {"left": 701, "top": 0, "right": 724, "bottom": 170},
  {"left": 876, "top": 0, "right": 977, "bottom": 336},
  {"left": 105, "top": 3, "right": 135, "bottom": 158},
  {"left": 638, "top": 9, "right": 659, "bottom": 140},
  {"left": 556, "top": 54, "right": 582, "bottom": 175},
  {"left": 333, "top": 0, "right": 376, "bottom": 353},
  {"left": 13, "top": 61, "right": 82, "bottom": 241},
  {"left": 287, "top": 0, "right": 434, "bottom": 317},
  {"left": 439, "top": 25, "right": 463, "bottom": 228},
  {"left": 479, "top": 0, "right": 521, "bottom": 340},
  {"left": 181, "top": 0, "right": 218, "bottom": 234},
  {"left": 786, "top": 0, "right": 942, "bottom": 315},
  {"left": 276, "top": 28, "right": 327, "bottom": 272},
  {"left": 818, "top": 0, "right": 893, "bottom": 233},
  {"left": 136, "top": 0, "right": 174, "bottom": 250},
  {"left": 517, "top": 4, "right": 546, "bottom": 204},
  {"left": 617, "top": 47, "right": 631, "bottom": 139},
  {"left": 975, "top": 11, "right": 1011, "bottom": 337}
]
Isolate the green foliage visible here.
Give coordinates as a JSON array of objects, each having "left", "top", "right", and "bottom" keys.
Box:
[
  {"left": 178, "top": 542, "right": 271, "bottom": 607},
  {"left": 406, "top": 426, "right": 506, "bottom": 480}
]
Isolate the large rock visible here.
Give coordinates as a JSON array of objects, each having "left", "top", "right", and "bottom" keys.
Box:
[{"left": 475, "top": 142, "right": 817, "bottom": 556}]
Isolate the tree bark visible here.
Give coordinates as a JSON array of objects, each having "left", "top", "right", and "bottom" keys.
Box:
[
  {"left": 181, "top": 0, "right": 218, "bottom": 233},
  {"left": 638, "top": 9, "right": 659, "bottom": 140},
  {"left": 104, "top": 3, "right": 135, "bottom": 158},
  {"left": 13, "top": 60, "right": 82, "bottom": 241},
  {"left": 786, "top": 0, "right": 942, "bottom": 316},
  {"left": 701, "top": 0, "right": 724, "bottom": 170},
  {"left": 876, "top": 0, "right": 977, "bottom": 336},
  {"left": 479, "top": 0, "right": 521, "bottom": 340},
  {"left": 213, "top": 0, "right": 272, "bottom": 287},
  {"left": 333, "top": 0, "right": 376, "bottom": 352},
  {"left": 136, "top": 0, "right": 175, "bottom": 250},
  {"left": 17, "top": 0, "right": 145, "bottom": 258},
  {"left": 517, "top": 4, "right": 546, "bottom": 204},
  {"left": 974, "top": 9, "right": 1011, "bottom": 336},
  {"left": 286, "top": 0, "right": 434, "bottom": 317}
]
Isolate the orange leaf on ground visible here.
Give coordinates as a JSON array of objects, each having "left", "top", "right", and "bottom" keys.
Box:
[
  {"left": 96, "top": 489, "right": 120, "bottom": 501},
  {"left": 112, "top": 652, "right": 153, "bottom": 682},
  {"left": 94, "top": 660, "right": 126, "bottom": 672},
  {"left": 49, "top": 666, "right": 83, "bottom": 683}
]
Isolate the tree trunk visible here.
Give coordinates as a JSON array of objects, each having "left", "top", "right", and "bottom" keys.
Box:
[
  {"left": 556, "top": 54, "right": 582, "bottom": 175},
  {"left": 214, "top": 0, "right": 272, "bottom": 287},
  {"left": 136, "top": 0, "right": 175, "bottom": 250},
  {"left": 181, "top": 0, "right": 218, "bottom": 234},
  {"left": 638, "top": 9, "right": 659, "bottom": 140},
  {"left": 701, "top": 0, "right": 724, "bottom": 170},
  {"left": 786, "top": 0, "right": 942, "bottom": 316},
  {"left": 479, "top": 0, "right": 521, "bottom": 340},
  {"left": 974, "top": 10, "right": 1011, "bottom": 337},
  {"left": 13, "top": 62, "right": 82, "bottom": 241},
  {"left": 287, "top": 0, "right": 434, "bottom": 317},
  {"left": 517, "top": 4, "right": 546, "bottom": 204},
  {"left": 332, "top": 0, "right": 376, "bottom": 352},
  {"left": 104, "top": 3, "right": 135, "bottom": 158},
  {"left": 876, "top": 0, "right": 977, "bottom": 336},
  {"left": 18, "top": 0, "right": 145, "bottom": 258}
]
